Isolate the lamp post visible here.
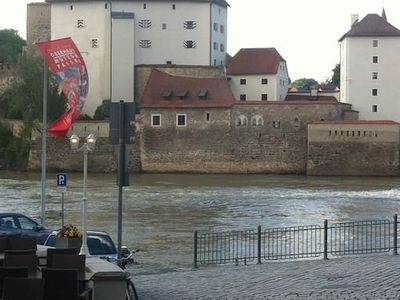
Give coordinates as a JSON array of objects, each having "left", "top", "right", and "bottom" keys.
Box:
[{"left": 69, "top": 133, "right": 96, "bottom": 256}]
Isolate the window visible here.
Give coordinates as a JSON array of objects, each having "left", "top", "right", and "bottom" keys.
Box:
[
  {"left": 373, "top": 39, "right": 378, "bottom": 47},
  {"left": 151, "top": 115, "right": 161, "bottom": 127},
  {"left": 184, "top": 40, "right": 196, "bottom": 48},
  {"left": 206, "top": 113, "right": 210, "bottom": 121},
  {"left": 70, "top": 5, "right": 73, "bottom": 10},
  {"left": 372, "top": 72, "right": 378, "bottom": 80},
  {"left": 176, "top": 114, "right": 186, "bottom": 127},
  {"left": 251, "top": 115, "right": 263, "bottom": 126},
  {"left": 220, "top": 44, "right": 225, "bottom": 52},
  {"left": 143, "top": 3, "right": 147, "bottom": 9},
  {"left": 139, "top": 40, "right": 152, "bottom": 48},
  {"left": 213, "top": 59, "right": 216, "bottom": 66},
  {"left": 240, "top": 94, "right": 246, "bottom": 101},
  {"left": 172, "top": 4, "right": 176, "bottom": 9},
  {"left": 372, "top": 56, "right": 378, "bottom": 63},
  {"left": 166, "top": 61, "right": 172, "bottom": 64},
  {"left": 272, "top": 121, "right": 281, "bottom": 128},
  {"left": 105, "top": 3, "right": 108, "bottom": 9},
  {"left": 213, "top": 22, "right": 218, "bottom": 31},
  {"left": 139, "top": 19, "right": 152, "bottom": 28},
  {"left": 236, "top": 115, "right": 248, "bottom": 126},
  {"left": 261, "top": 78, "right": 268, "bottom": 84},
  {"left": 91, "top": 38, "right": 99, "bottom": 48},
  {"left": 162, "top": 23, "right": 167, "bottom": 30},
  {"left": 240, "top": 79, "right": 246, "bottom": 85},
  {"left": 17, "top": 216, "right": 37, "bottom": 230},
  {"left": 372, "top": 89, "right": 378, "bottom": 96},
  {"left": 220, "top": 25, "right": 224, "bottom": 33},
  {"left": 261, "top": 94, "right": 268, "bottom": 101},
  {"left": 77, "top": 19, "right": 85, "bottom": 28},
  {"left": 372, "top": 105, "right": 378, "bottom": 112},
  {"left": 213, "top": 42, "right": 218, "bottom": 50},
  {"left": 184, "top": 21, "right": 197, "bottom": 29}
]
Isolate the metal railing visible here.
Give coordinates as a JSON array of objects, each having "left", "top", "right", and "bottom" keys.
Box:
[{"left": 193, "top": 214, "right": 399, "bottom": 268}]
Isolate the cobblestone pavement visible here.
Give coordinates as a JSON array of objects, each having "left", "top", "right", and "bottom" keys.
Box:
[{"left": 134, "top": 255, "right": 400, "bottom": 299}]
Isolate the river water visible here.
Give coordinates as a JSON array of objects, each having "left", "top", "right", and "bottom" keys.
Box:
[{"left": 0, "top": 171, "right": 400, "bottom": 275}]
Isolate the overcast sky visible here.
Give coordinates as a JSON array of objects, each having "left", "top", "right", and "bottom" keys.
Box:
[{"left": 2, "top": 0, "right": 400, "bottom": 82}]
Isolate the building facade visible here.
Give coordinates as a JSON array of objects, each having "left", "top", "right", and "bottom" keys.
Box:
[
  {"left": 339, "top": 12, "right": 400, "bottom": 122},
  {"left": 227, "top": 48, "right": 289, "bottom": 101},
  {"left": 45, "top": 0, "right": 229, "bottom": 116}
]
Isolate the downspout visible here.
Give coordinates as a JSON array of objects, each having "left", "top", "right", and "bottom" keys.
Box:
[
  {"left": 108, "top": 1, "right": 112, "bottom": 102},
  {"left": 209, "top": 2, "right": 212, "bottom": 66}
]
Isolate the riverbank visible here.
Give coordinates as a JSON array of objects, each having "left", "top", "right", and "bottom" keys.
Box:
[{"left": 134, "top": 254, "right": 400, "bottom": 299}]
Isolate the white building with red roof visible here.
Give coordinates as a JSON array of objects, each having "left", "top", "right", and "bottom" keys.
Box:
[
  {"left": 226, "top": 48, "right": 289, "bottom": 102},
  {"left": 339, "top": 10, "right": 400, "bottom": 122}
]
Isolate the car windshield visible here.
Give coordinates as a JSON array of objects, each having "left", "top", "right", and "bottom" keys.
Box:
[{"left": 46, "top": 233, "right": 117, "bottom": 255}]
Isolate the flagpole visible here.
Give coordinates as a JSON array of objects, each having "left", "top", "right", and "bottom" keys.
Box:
[{"left": 40, "top": 58, "right": 48, "bottom": 226}]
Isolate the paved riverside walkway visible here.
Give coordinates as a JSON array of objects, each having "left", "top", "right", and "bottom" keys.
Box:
[{"left": 134, "top": 255, "right": 400, "bottom": 299}]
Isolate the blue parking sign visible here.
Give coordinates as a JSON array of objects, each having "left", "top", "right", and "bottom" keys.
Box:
[{"left": 57, "top": 173, "right": 67, "bottom": 188}]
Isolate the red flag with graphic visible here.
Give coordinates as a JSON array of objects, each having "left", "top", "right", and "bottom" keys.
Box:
[{"left": 36, "top": 38, "right": 89, "bottom": 138}]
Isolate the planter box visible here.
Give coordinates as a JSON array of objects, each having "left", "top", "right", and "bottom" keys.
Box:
[{"left": 55, "top": 237, "right": 82, "bottom": 249}]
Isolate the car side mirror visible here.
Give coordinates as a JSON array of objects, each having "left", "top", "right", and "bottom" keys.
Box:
[{"left": 34, "top": 225, "right": 44, "bottom": 232}]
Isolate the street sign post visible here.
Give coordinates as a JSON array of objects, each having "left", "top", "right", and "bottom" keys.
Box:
[{"left": 56, "top": 173, "right": 67, "bottom": 226}]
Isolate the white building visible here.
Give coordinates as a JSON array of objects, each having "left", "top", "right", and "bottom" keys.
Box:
[
  {"left": 226, "top": 48, "right": 289, "bottom": 101},
  {"left": 339, "top": 11, "right": 400, "bottom": 122},
  {"left": 47, "top": 0, "right": 229, "bottom": 116}
]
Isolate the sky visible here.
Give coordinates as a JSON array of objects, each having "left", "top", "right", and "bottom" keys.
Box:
[{"left": 1, "top": 0, "right": 400, "bottom": 82}]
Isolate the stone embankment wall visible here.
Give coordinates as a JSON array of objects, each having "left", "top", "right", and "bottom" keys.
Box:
[
  {"left": 28, "top": 120, "right": 141, "bottom": 173},
  {"left": 307, "top": 123, "right": 400, "bottom": 176},
  {"left": 140, "top": 102, "right": 355, "bottom": 174}
]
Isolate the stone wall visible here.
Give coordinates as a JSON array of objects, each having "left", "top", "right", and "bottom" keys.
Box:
[
  {"left": 27, "top": 3, "right": 51, "bottom": 44},
  {"left": 28, "top": 121, "right": 141, "bottom": 173},
  {"left": 307, "top": 123, "right": 400, "bottom": 176},
  {"left": 140, "top": 102, "right": 355, "bottom": 174}
]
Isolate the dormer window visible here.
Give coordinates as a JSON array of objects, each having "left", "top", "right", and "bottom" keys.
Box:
[
  {"left": 184, "top": 40, "right": 196, "bottom": 49},
  {"left": 162, "top": 90, "right": 172, "bottom": 98},
  {"left": 77, "top": 19, "right": 85, "bottom": 28},
  {"left": 139, "top": 19, "right": 152, "bottom": 28},
  {"left": 184, "top": 21, "right": 197, "bottom": 29},
  {"left": 198, "top": 90, "right": 208, "bottom": 99},
  {"left": 177, "top": 90, "right": 188, "bottom": 99}
]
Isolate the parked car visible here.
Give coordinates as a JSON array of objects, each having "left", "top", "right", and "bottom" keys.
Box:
[
  {"left": 44, "top": 230, "right": 134, "bottom": 262},
  {"left": 0, "top": 212, "right": 53, "bottom": 244}
]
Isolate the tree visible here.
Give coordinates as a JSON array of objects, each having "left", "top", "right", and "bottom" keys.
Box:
[
  {"left": 0, "top": 29, "right": 25, "bottom": 63},
  {"left": 290, "top": 78, "right": 319, "bottom": 90},
  {"left": 5, "top": 47, "right": 66, "bottom": 123},
  {"left": 329, "top": 64, "right": 340, "bottom": 88}
]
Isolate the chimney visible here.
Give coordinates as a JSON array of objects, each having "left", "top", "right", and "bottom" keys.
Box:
[{"left": 351, "top": 14, "right": 359, "bottom": 27}]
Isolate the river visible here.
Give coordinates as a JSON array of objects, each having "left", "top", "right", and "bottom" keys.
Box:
[{"left": 0, "top": 171, "right": 400, "bottom": 274}]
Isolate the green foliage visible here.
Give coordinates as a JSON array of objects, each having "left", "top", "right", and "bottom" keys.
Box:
[
  {"left": 290, "top": 78, "right": 319, "bottom": 90},
  {"left": 5, "top": 47, "right": 66, "bottom": 123},
  {"left": 93, "top": 104, "right": 105, "bottom": 120},
  {"left": 0, "top": 29, "right": 25, "bottom": 63},
  {"left": 79, "top": 114, "right": 92, "bottom": 120},
  {"left": 329, "top": 64, "right": 340, "bottom": 88},
  {"left": 0, "top": 122, "right": 30, "bottom": 170}
]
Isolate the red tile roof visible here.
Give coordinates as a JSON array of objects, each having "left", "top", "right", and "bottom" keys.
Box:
[
  {"left": 140, "top": 70, "right": 235, "bottom": 108},
  {"left": 312, "top": 120, "right": 399, "bottom": 125},
  {"left": 285, "top": 95, "right": 338, "bottom": 102},
  {"left": 339, "top": 14, "right": 400, "bottom": 41},
  {"left": 226, "top": 48, "right": 285, "bottom": 75}
]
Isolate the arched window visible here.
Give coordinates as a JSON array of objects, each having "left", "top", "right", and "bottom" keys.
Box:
[
  {"left": 251, "top": 115, "right": 263, "bottom": 126},
  {"left": 236, "top": 115, "right": 248, "bottom": 126}
]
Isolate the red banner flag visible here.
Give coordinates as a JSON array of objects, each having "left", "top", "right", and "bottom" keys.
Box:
[{"left": 36, "top": 38, "right": 89, "bottom": 138}]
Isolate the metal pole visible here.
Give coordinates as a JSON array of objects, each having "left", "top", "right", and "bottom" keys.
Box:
[
  {"left": 61, "top": 192, "right": 65, "bottom": 227},
  {"left": 40, "top": 61, "right": 48, "bottom": 226},
  {"left": 194, "top": 231, "right": 198, "bottom": 268},
  {"left": 80, "top": 147, "right": 89, "bottom": 255},
  {"left": 324, "top": 219, "right": 328, "bottom": 260},
  {"left": 394, "top": 214, "right": 398, "bottom": 255},
  {"left": 117, "top": 100, "right": 125, "bottom": 260},
  {"left": 257, "top": 225, "right": 262, "bottom": 264}
]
